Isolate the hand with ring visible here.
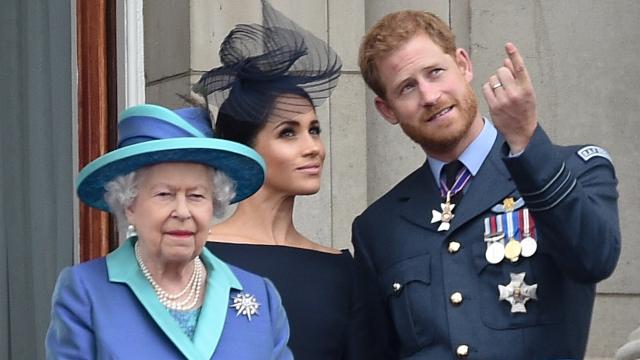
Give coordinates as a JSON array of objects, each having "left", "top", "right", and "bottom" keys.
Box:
[{"left": 482, "top": 42, "right": 538, "bottom": 154}]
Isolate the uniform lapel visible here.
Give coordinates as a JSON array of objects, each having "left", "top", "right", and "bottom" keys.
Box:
[
  {"left": 397, "top": 137, "right": 516, "bottom": 235},
  {"left": 448, "top": 136, "right": 514, "bottom": 233},
  {"left": 398, "top": 162, "right": 444, "bottom": 232}
]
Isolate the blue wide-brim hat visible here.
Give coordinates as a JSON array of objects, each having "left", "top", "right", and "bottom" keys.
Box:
[{"left": 77, "top": 104, "right": 265, "bottom": 211}]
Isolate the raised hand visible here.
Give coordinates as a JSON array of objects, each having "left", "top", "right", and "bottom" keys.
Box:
[{"left": 482, "top": 43, "right": 537, "bottom": 154}]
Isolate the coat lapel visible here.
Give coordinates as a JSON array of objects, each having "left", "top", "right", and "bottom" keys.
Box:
[
  {"left": 192, "top": 248, "right": 243, "bottom": 359},
  {"left": 106, "top": 239, "right": 242, "bottom": 360}
]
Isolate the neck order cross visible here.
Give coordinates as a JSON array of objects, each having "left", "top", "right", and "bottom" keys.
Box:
[{"left": 431, "top": 160, "right": 472, "bottom": 232}]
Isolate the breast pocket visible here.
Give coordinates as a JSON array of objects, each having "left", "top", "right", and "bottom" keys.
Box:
[
  {"left": 471, "top": 241, "right": 561, "bottom": 330},
  {"left": 379, "top": 254, "right": 434, "bottom": 353}
]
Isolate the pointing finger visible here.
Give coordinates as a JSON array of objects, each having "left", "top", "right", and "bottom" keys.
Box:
[
  {"left": 505, "top": 42, "right": 530, "bottom": 84},
  {"left": 503, "top": 58, "right": 515, "bottom": 76}
]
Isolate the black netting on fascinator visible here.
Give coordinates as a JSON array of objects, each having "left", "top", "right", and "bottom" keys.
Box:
[{"left": 193, "top": 0, "right": 342, "bottom": 127}]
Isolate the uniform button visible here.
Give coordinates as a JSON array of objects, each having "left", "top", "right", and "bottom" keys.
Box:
[
  {"left": 448, "top": 241, "right": 461, "bottom": 253},
  {"left": 450, "top": 292, "right": 463, "bottom": 305},
  {"left": 456, "top": 344, "right": 469, "bottom": 358},
  {"left": 392, "top": 282, "right": 402, "bottom": 292}
]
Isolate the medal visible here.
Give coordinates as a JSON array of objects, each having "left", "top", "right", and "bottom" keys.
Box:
[
  {"left": 504, "top": 239, "right": 521, "bottom": 262},
  {"left": 486, "top": 241, "right": 505, "bottom": 264},
  {"left": 484, "top": 216, "right": 505, "bottom": 264},
  {"left": 503, "top": 212, "right": 521, "bottom": 262},
  {"left": 432, "top": 165, "right": 472, "bottom": 232},
  {"left": 520, "top": 237, "right": 537, "bottom": 257},
  {"left": 431, "top": 191, "right": 455, "bottom": 232},
  {"left": 519, "top": 208, "right": 537, "bottom": 257},
  {"left": 498, "top": 272, "right": 538, "bottom": 313}
]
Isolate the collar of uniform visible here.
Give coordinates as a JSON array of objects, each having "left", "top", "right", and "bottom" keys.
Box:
[
  {"left": 106, "top": 238, "right": 243, "bottom": 360},
  {"left": 428, "top": 117, "right": 497, "bottom": 184}
]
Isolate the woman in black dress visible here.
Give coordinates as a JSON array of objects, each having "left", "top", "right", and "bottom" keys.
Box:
[{"left": 192, "top": 1, "right": 377, "bottom": 359}]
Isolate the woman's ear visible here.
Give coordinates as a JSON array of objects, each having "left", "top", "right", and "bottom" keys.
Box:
[
  {"left": 374, "top": 96, "right": 399, "bottom": 125},
  {"left": 125, "top": 205, "right": 135, "bottom": 225}
]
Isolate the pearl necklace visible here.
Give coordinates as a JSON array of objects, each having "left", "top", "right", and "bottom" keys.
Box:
[{"left": 134, "top": 241, "right": 204, "bottom": 310}]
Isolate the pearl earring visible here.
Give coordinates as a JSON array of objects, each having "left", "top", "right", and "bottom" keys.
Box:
[{"left": 126, "top": 224, "right": 138, "bottom": 239}]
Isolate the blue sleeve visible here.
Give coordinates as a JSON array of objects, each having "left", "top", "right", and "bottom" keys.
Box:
[
  {"left": 45, "top": 267, "right": 96, "bottom": 359},
  {"left": 504, "top": 125, "right": 621, "bottom": 283},
  {"left": 344, "top": 248, "right": 392, "bottom": 360},
  {"left": 263, "top": 278, "right": 294, "bottom": 360},
  {"left": 351, "top": 218, "right": 399, "bottom": 359}
]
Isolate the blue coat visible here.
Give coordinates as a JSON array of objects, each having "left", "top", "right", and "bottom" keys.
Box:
[
  {"left": 46, "top": 239, "right": 293, "bottom": 359},
  {"left": 353, "top": 126, "right": 621, "bottom": 359}
]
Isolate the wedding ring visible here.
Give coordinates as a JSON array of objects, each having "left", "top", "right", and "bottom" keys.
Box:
[{"left": 492, "top": 82, "right": 503, "bottom": 90}]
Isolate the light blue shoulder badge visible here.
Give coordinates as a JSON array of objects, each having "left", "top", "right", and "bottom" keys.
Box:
[{"left": 577, "top": 146, "right": 612, "bottom": 163}]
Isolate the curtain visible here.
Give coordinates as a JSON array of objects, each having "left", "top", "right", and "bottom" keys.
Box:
[{"left": 0, "top": 0, "right": 75, "bottom": 358}]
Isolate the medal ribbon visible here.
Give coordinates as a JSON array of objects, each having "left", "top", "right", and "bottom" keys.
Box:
[
  {"left": 518, "top": 209, "right": 526, "bottom": 240},
  {"left": 484, "top": 217, "right": 491, "bottom": 238},
  {"left": 484, "top": 216, "right": 504, "bottom": 243},
  {"left": 439, "top": 166, "right": 472, "bottom": 198},
  {"left": 525, "top": 209, "right": 537, "bottom": 239},
  {"left": 503, "top": 212, "right": 519, "bottom": 242},
  {"left": 522, "top": 208, "right": 537, "bottom": 238}
]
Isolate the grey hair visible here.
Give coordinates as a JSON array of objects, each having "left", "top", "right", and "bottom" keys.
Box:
[
  {"left": 104, "top": 167, "right": 236, "bottom": 242},
  {"left": 210, "top": 169, "right": 236, "bottom": 217},
  {"left": 104, "top": 172, "right": 139, "bottom": 239}
]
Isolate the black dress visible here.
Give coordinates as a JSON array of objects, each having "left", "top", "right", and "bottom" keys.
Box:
[{"left": 206, "top": 242, "right": 373, "bottom": 360}]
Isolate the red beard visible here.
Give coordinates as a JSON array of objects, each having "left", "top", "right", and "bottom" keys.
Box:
[{"left": 400, "top": 83, "right": 478, "bottom": 155}]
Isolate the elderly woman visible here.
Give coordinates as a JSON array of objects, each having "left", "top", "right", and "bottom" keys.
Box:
[
  {"left": 46, "top": 104, "right": 293, "bottom": 359},
  {"left": 191, "top": 1, "right": 380, "bottom": 359}
]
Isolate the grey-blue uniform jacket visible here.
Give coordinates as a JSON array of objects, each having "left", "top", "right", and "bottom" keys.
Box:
[{"left": 352, "top": 126, "right": 620, "bottom": 359}]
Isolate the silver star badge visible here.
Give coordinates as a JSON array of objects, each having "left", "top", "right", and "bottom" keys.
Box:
[
  {"left": 498, "top": 272, "right": 538, "bottom": 313},
  {"left": 230, "top": 292, "right": 260, "bottom": 321},
  {"left": 431, "top": 192, "right": 455, "bottom": 231}
]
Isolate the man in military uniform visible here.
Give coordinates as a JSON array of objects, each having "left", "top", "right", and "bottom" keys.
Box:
[{"left": 352, "top": 10, "right": 621, "bottom": 359}]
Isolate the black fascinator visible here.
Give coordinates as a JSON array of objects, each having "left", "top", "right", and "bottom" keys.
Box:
[{"left": 193, "top": 0, "right": 342, "bottom": 127}]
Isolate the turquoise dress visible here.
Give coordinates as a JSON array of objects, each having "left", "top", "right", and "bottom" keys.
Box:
[{"left": 168, "top": 307, "right": 201, "bottom": 339}]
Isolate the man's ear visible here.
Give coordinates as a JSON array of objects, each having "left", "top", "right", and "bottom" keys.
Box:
[
  {"left": 374, "top": 96, "right": 399, "bottom": 125},
  {"left": 455, "top": 48, "right": 474, "bottom": 83}
]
